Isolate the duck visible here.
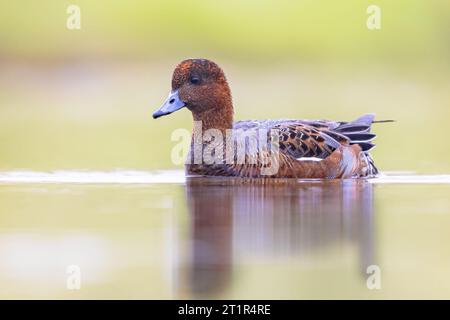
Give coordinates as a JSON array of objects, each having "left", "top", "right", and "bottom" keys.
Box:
[{"left": 152, "top": 58, "right": 387, "bottom": 179}]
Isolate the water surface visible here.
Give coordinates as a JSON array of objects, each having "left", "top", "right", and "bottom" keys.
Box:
[{"left": 0, "top": 171, "right": 449, "bottom": 299}]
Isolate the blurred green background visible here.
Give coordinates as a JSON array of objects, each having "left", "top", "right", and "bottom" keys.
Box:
[
  {"left": 0, "top": 0, "right": 449, "bottom": 172},
  {"left": 1, "top": 0, "right": 450, "bottom": 301}
]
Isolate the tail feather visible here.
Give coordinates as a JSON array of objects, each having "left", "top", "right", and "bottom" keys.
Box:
[
  {"left": 343, "top": 133, "right": 376, "bottom": 142},
  {"left": 335, "top": 114, "right": 376, "bottom": 149},
  {"left": 357, "top": 142, "right": 376, "bottom": 152},
  {"left": 353, "top": 113, "right": 376, "bottom": 126},
  {"left": 337, "top": 114, "right": 378, "bottom": 175},
  {"left": 372, "top": 119, "right": 395, "bottom": 124},
  {"left": 335, "top": 114, "right": 391, "bottom": 177},
  {"left": 336, "top": 114, "right": 375, "bottom": 132},
  {"left": 365, "top": 153, "right": 379, "bottom": 176}
]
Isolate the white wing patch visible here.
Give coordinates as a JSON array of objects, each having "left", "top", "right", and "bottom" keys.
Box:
[{"left": 297, "top": 157, "right": 324, "bottom": 162}]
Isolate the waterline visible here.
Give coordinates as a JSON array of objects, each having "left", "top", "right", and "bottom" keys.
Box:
[
  {"left": 0, "top": 170, "right": 450, "bottom": 185},
  {"left": 0, "top": 170, "right": 186, "bottom": 184}
]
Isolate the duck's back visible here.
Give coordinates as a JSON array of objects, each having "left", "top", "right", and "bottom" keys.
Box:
[{"left": 187, "top": 114, "right": 379, "bottom": 178}]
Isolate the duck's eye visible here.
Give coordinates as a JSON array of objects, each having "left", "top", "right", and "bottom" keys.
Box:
[{"left": 189, "top": 76, "right": 200, "bottom": 85}]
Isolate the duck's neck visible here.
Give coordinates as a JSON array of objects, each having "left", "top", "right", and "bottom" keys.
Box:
[
  {"left": 193, "top": 108, "right": 233, "bottom": 133},
  {"left": 192, "top": 94, "right": 234, "bottom": 132},
  {"left": 188, "top": 91, "right": 233, "bottom": 166}
]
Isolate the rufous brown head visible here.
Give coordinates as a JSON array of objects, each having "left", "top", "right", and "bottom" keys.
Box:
[{"left": 153, "top": 59, "right": 233, "bottom": 122}]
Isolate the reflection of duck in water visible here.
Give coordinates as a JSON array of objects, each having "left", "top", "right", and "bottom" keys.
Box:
[
  {"left": 183, "top": 179, "right": 375, "bottom": 297},
  {"left": 153, "top": 59, "right": 390, "bottom": 178}
]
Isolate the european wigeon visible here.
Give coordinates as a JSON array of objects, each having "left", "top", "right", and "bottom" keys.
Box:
[{"left": 153, "top": 59, "right": 387, "bottom": 178}]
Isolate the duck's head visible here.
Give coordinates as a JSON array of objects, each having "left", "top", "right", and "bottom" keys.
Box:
[{"left": 153, "top": 59, "right": 233, "bottom": 129}]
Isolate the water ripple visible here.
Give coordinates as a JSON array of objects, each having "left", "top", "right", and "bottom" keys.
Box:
[{"left": 0, "top": 170, "right": 449, "bottom": 184}]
